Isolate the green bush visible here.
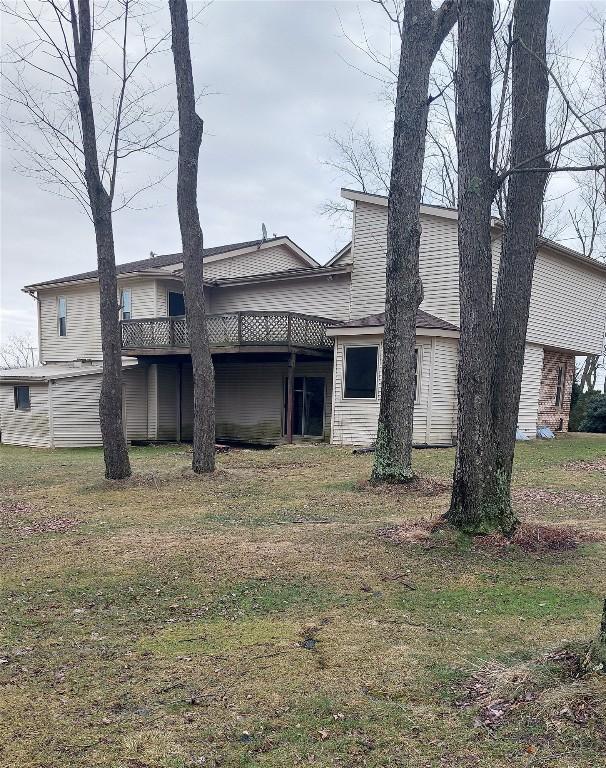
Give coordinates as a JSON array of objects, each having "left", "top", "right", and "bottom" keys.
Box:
[
  {"left": 580, "top": 394, "right": 606, "bottom": 433},
  {"left": 570, "top": 389, "right": 603, "bottom": 432}
]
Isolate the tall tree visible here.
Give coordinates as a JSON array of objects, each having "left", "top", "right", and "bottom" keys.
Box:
[
  {"left": 169, "top": 0, "right": 215, "bottom": 473},
  {"left": 490, "top": 0, "right": 551, "bottom": 527},
  {"left": 3, "top": 0, "right": 174, "bottom": 480},
  {"left": 448, "top": 0, "right": 551, "bottom": 533},
  {"left": 71, "top": 0, "right": 130, "bottom": 479},
  {"left": 446, "top": 0, "right": 496, "bottom": 526},
  {"left": 372, "top": 0, "right": 457, "bottom": 483}
]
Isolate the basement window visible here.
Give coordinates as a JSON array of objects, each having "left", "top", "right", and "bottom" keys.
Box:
[
  {"left": 57, "top": 296, "right": 67, "bottom": 337},
  {"left": 14, "top": 385, "right": 30, "bottom": 411},
  {"left": 344, "top": 345, "right": 378, "bottom": 399}
]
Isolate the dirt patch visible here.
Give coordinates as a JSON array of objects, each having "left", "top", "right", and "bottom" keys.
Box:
[
  {"left": 456, "top": 648, "right": 592, "bottom": 730},
  {"left": 359, "top": 476, "right": 451, "bottom": 497},
  {"left": 513, "top": 487, "right": 606, "bottom": 511},
  {"left": 377, "top": 518, "right": 442, "bottom": 546},
  {"left": 476, "top": 523, "right": 605, "bottom": 553},
  {"left": 1, "top": 501, "right": 80, "bottom": 537},
  {"left": 562, "top": 458, "right": 606, "bottom": 473},
  {"left": 378, "top": 518, "right": 605, "bottom": 553}
]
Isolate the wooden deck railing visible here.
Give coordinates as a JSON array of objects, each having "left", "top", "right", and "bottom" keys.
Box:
[{"left": 120, "top": 311, "right": 336, "bottom": 351}]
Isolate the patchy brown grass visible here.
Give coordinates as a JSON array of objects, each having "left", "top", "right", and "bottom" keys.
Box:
[
  {"left": 378, "top": 517, "right": 605, "bottom": 553},
  {"left": 1, "top": 434, "right": 606, "bottom": 768}
]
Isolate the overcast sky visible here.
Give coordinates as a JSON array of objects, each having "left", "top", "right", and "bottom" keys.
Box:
[{"left": 0, "top": 0, "right": 602, "bottom": 383}]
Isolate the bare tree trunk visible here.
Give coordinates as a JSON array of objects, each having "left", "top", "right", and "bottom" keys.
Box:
[
  {"left": 372, "top": 0, "right": 457, "bottom": 483},
  {"left": 169, "top": 0, "right": 215, "bottom": 474},
  {"left": 446, "top": 0, "right": 496, "bottom": 531},
  {"left": 580, "top": 354, "right": 599, "bottom": 391},
  {"left": 72, "top": 0, "right": 130, "bottom": 480},
  {"left": 490, "top": 0, "right": 551, "bottom": 528},
  {"left": 584, "top": 598, "right": 606, "bottom": 671}
]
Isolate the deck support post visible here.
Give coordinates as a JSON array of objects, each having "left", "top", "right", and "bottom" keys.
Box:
[{"left": 286, "top": 350, "right": 296, "bottom": 444}]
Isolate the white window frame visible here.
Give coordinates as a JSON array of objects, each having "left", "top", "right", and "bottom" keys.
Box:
[
  {"left": 57, "top": 296, "right": 67, "bottom": 337},
  {"left": 342, "top": 343, "right": 380, "bottom": 401},
  {"left": 120, "top": 288, "right": 132, "bottom": 321}
]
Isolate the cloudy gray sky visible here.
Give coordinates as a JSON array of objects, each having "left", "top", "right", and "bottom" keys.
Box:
[{"left": 0, "top": 0, "right": 601, "bottom": 366}]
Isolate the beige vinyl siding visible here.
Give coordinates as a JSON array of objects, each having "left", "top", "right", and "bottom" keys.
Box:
[
  {"left": 126, "top": 278, "right": 158, "bottom": 319},
  {"left": 123, "top": 365, "right": 148, "bottom": 441},
  {"left": 352, "top": 199, "right": 606, "bottom": 354},
  {"left": 214, "top": 359, "right": 333, "bottom": 443},
  {"left": 491, "top": 237, "right": 605, "bottom": 355},
  {"left": 208, "top": 274, "right": 351, "bottom": 320},
  {"left": 157, "top": 364, "right": 178, "bottom": 440},
  {"left": 517, "top": 344, "right": 544, "bottom": 437},
  {"left": 349, "top": 202, "right": 460, "bottom": 324},
  {"left": 527, "top": 250, "right": 606, "bottom": 354},
  {"left": 204, "top": 244, "right": 304, "bottom": 280},
  {"left": 156, "top": 279, "right": 185, "bottom": 317},
  {"left": 38, "top": 277, "right": 178, "bottom": 362},
  {"left": 330, "top": 335, "right": 436, "bottom": 447},
  {"left": 180, "top": 365, "right": 194, "bottom": 441},
  {"left": 0, "top": 382, "right": 51, "bottom": 447},
  {"left": 51, "top": 374, "right": 103, "bottom": 447},
  {"left": 39, "top": 284, "right": 102, "bottom": 362},
  {"left": 426, "top": 336, "right": 459, "bottom": 446},
  {"left": 147, "top": 364, "right": 158, "bottom": 440}
]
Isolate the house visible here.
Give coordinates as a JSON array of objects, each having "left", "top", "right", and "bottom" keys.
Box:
[{"left": 2, "top": 189, "right": 605, "bottom": 449}]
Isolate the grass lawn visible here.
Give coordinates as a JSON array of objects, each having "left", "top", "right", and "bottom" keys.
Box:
[{"left": 1, "top": 434, "right": 606, "bottom": 768}]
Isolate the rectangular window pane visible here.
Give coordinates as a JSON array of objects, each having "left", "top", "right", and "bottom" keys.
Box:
[
  {"left": 168, "top": 291, "right": 185, "bottom": 317},
  {"left": 57, "top": 297, "right": 67, "bottom": 336},
  {"left": 121, "top": 289, "right": 132, "bottom": 320},
  {"left": 14, "top": 385, "right": 30, "bottom": 411},
  {"left": 344, "top": 346, "right": 378, "bottom": 398}
]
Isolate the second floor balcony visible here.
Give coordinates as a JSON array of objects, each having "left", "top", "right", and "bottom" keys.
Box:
[{"left": 121, "top": 311, "right": 337, "bottom": 356}]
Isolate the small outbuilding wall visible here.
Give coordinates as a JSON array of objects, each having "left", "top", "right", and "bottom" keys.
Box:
[{"left": 330, "top": 333, "right": 459, "bottom": 447}]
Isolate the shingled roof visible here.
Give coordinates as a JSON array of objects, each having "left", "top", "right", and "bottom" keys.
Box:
[
  {"left": 24, "top": 237, "right": 286, "bottom": 290},
  {"left": 335, "top": 309, "right": 459, "bottom": 332}
]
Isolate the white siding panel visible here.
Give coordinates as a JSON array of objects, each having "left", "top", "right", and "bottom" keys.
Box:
[
  {"left": 51, "top": 374, "right": 103, "bottom": 447},
  {"left": 0, "top": 382, "right": 51, "bottom": 447},
  {"left": 127, "top": 279, "right": 157, "bottom": 319},
  {"left": 330, "top": 335, "right": 433, "bottom": 447},
  {"left": 517, "top": 344, "right": 544, "bottom": 438},
  {"left": 157, "top": 364, "right": 178, "bottom": 440},
  {"left": 147, "top": 364, "right": 158, "bottom": 440},
  {"left": 349, "top": 202, "right": 460, "bottom": 324},
  {"left": 205, "top": 244, "right": 304, "bottom": 280},
  {"left": 38, "top": 277, "right": 179, "bottom": 362},
  {"left": 527, "top": 251, "right": 606, "bottom": 354},
  {"left": 208, "top": 274, "right": 351, "bottom": 320},
  {"left": 39, "top": 284, "right": 103, "bottom": 362},
  {"left": 124, "top": 365, "right": 148, "bottom": 441},
  {"left": 213, "top": 359, "right": 333, "bottom": 443},
  {"left": 427, "top": 336, "right": 458, "bottom": 446}
]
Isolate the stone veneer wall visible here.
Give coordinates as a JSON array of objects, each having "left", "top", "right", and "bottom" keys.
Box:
[{"left": 537, "top": 349, "right": 575, "bottom": 431}]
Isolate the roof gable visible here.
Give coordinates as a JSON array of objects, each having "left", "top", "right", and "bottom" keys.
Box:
[{"left": 24, "top": 236, "right": 318, "bottom": 292}]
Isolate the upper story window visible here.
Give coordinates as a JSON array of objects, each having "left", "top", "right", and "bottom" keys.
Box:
[
  {"left": 14, "top": 385, "right": 30, "bottom": 411},
  {"left": 120, "top": 288, "right": 132, "bottom": 320},
  {"left": 555, "top": 364, "right": 566, "bottom": 407},
  {"left": 344, "top": 345, "right": 379, "bottom": 398},
  {"left": 168, "top": 290, "right": 185, "bottom": 317},
  {"left": 57, "top": 296, "right": 67, "bottom": 337}
]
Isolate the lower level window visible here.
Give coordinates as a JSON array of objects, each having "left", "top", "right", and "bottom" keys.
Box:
[
  {"left": 14, "top": 385, "right": 30, "bottom": 411},
  {"left": 344, "top": 345, "right": 378, "bottom": 398}
]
